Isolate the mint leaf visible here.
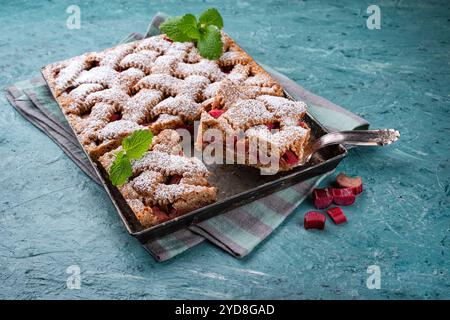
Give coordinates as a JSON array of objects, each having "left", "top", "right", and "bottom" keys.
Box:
[
  {"left": 197, "top": 25, "right": 223, "bottom": 60},
  {"left": 160, "top": 16, "right": 192, "bottom": 42},
  {"left": 122, "top": 129, "right": 153, "bottom": 160},
  {"left": 160, "top": 9, "right": 225, "bottom": 60},
  {"left": 199, "top": 8, "right": 223, "bottom": 29},
  {"left": 109, "top": 151, "right": 132, "bottom": 186},
  {"left": 108, "top": 130, "right": 153, "bottom": 186},
  {"left": 180, "top": 14, "right": 201, "bottom": 40}
]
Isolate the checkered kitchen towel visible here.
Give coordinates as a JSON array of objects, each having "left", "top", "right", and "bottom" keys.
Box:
[{"left": 4, "top": 13, "right": 369, "bottom": 261}]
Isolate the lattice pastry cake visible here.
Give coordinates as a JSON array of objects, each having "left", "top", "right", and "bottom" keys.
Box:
[
  {"left": 41, "top": 32, "right": 311, "bottom": 227},
  {"left": 99, "top": 129, "right": 216, "bottom": 227}
]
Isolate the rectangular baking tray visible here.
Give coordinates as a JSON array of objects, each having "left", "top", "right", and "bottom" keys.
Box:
[{"left": 42, "top": 71, "right": 347, "bottom": 243}]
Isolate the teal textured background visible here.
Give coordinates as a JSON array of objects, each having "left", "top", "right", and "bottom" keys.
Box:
[{"left": 0, "top": 0, "right": 449, "bottom": 299}]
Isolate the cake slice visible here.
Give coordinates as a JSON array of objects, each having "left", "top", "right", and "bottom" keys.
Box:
[
  {"left": 99, "top": 129, "right": 217, "bottom": 228},
  {"left": 196, "top": 94, "right": 310, "bottom": 172}
]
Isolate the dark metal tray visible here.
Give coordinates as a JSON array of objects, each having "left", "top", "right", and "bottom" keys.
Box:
[{"left": 42, "top": 69, "right": 347, "bottom": 243}]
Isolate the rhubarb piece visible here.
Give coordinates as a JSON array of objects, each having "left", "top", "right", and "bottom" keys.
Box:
[
  {"left": 110, "top": 112, "right": 122, "bottom": 122},
  {"left": 326, "top": 207, "right": 347, "bottom": 225},
  {"left": 330, "top": 188, "right": 355, "bottom": 206},
  {"left": 151, "top": 206, "right": 170, "bottom": 223},
  {"left": 208, "top": 109, "right": 225, "bottom": 119},
  {"left": 168, "top": 175, "right": 182, "bottom": 185},
  {"left": 304, "top": 211, "right": 326, "bottom": 230},
  {"left": 298, "top": 120, "right": 308, "bottom": 128},
  {"left": 312, "top": 188, "right": 333, "bottom": 209},
  {"left": 281, "top": 150, "right": 299, "bottom": 165},
  {"left": 266, "top": 122, "right": 280, "bottom": 131},
  {"left": 336, "top": 172, "right": 363, "bottom": 195}
]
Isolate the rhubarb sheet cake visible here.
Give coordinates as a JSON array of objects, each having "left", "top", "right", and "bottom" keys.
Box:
[{"left": 41, "top": 32, "right": 311, "bottom": 227}]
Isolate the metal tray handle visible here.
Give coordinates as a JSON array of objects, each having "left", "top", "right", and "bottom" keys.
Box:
[{"left": 302, "top": 129, "right": 400, "bottom": 165}]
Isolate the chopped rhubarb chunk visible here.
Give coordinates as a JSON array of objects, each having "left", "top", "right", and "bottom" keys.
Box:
[
  {"left": 312, "top": 188, "right": 333, "bottom": 209},
  {"left": 168, "top": 175, "right": 182, "bottom": 185},
  {"left": 151, "top": 206, "right": 170, "bottom": 222},
  {"left": 304, "top": 211, "right": 326, "bottom": 230},
  {"left": 208, "top": 109, "right": 225, "bottom": 119},
  {"left": 336, "top": 172, "right": 363, "bottom": 195},
  {"left": 266, "top": 122, "right": 280, "bottom": 130},
  {"left": 281, "top": 150, "right": 299, "bottom": 165},
  {"left": 326, "top": 207, "right": 347, "bottom": 225},
  {"left": 330, "top": 188, "right": 355, "bottom": 206},
  {"left": 298, "top": 120, "right": 307, "bottom": 128},
  {"left": 110, "top": 112, "right": 121, "bottom": 122}
]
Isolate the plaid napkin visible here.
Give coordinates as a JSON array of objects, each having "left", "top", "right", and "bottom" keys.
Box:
[{"left": 4, "top": 13, "right": 368, "bottom": 261}]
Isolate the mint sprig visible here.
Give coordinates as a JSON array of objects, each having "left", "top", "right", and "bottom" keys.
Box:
[
  {"left": 109, "top": 130, "right": 153, "bottom": 186},
  {"left": 160, "top": 8, "right": 224, "bottom": 60}
]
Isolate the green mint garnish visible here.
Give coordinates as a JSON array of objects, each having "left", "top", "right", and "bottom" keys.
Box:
[
  {"left": 109, "top": 150, "right": 132, "bottom": 187},
  {"left": 109, "top": 130, "right": 153, "bottom": 186},
  {"left": 160, "top": 8, "right": 224, "bottom": 60},
  {"left": 199, "top": 8, "right": 223, "bottom": 29},
  {"left": 197, "top": 25, "right": 223, "bottom": 60},
  {"left": 122, "top": 129, "right": 154, "bottom": 160}
]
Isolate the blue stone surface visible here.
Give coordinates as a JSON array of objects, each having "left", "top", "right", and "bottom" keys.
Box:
[{"left": 0, "top": 0, "right": 449, "bottom": 299}]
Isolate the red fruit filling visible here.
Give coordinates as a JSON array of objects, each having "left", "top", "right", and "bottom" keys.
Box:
[
  {"left": 281, "top": 150, "right": 299, "bottom": 166},
  {"left": 304, "top": 211, "right": 326, "bottom": 230},
  {"left": 326, "top": 207, "right": 347, "bottom": 225},
  {"left": 312, "top": 188, "right": 333, "bottom": 209},
  {"left": 163, "top": 36, "right": 173, "bottom": 43},
  {"left": 330, "top": 188, "right": 355, "bottom": 206},
  {"left": 110, "top": 112, "right": 122, "bottom": 122},
  {"left": 168, "top": 175, "right": 182, "bottom": 185},
  {"left": 298, "top": 120, "right": 308, "bottom": 128},
  {"left": 266, "top": 121, "right": 280, "bottom": 131},
  {"left": 336, "top": 172, "right": 363, "bottom": 195},
  {"left": 208, "top": 109, "right": 225, "bottom": 119},
  {"left": 168, "top": 206, "right": 179, "bottom": 218},
  {"left": 220, "top": 65, "right": 234, "bottom": 74},
  {"left": 151, "top": 206, "right": 170, "bottom": 222}
]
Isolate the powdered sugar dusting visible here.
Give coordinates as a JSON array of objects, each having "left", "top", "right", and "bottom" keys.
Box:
[
  {"left": 152, "top": 96, "right": 202, "bottom": 121},
  {"left": 132, "top": 150, "right": 208, "bottom": 177},
  {"left": 122, "top": 89, "right": 162, "bottom": 122},
  {"left": 223, "top": 99, "right": 273, "bottom": 130},
  {"left": 119, "top": 50, "right": 159, "bottom": 73},
  {"left": 135, "top": 74, "right": 182, "bottom": 96},
  {"left": 69, "top": 83, "right": 104, "bottom": 102},
  {"left": 154, "top": 184, "right": 212, "bottom": 204},
  {"left": 132, "top": 171, "right": 164, "bottom": 195},
  {"left": 85, "top": 87, "right": 130, "bottom": 108},
  {"left": 99, "top": 120, "right": 144, "bottom": 140},
  {"left": 135, "top": 35, "right": 171, "bottom": 52},
  {"left": 175, "top": 60, "right": 225, "bottom": 81},
  {"left": 55, "top": 55, "right": 89, "bottom": 92},
  {"left": 100, "top": 43, "right": 135, "bottom": 68},
  {"left": 257, "top": 95, "right": 306, "bottom": 125},
  {"left": 76, "top": 66, "right": 119, "bottom": 87}
]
